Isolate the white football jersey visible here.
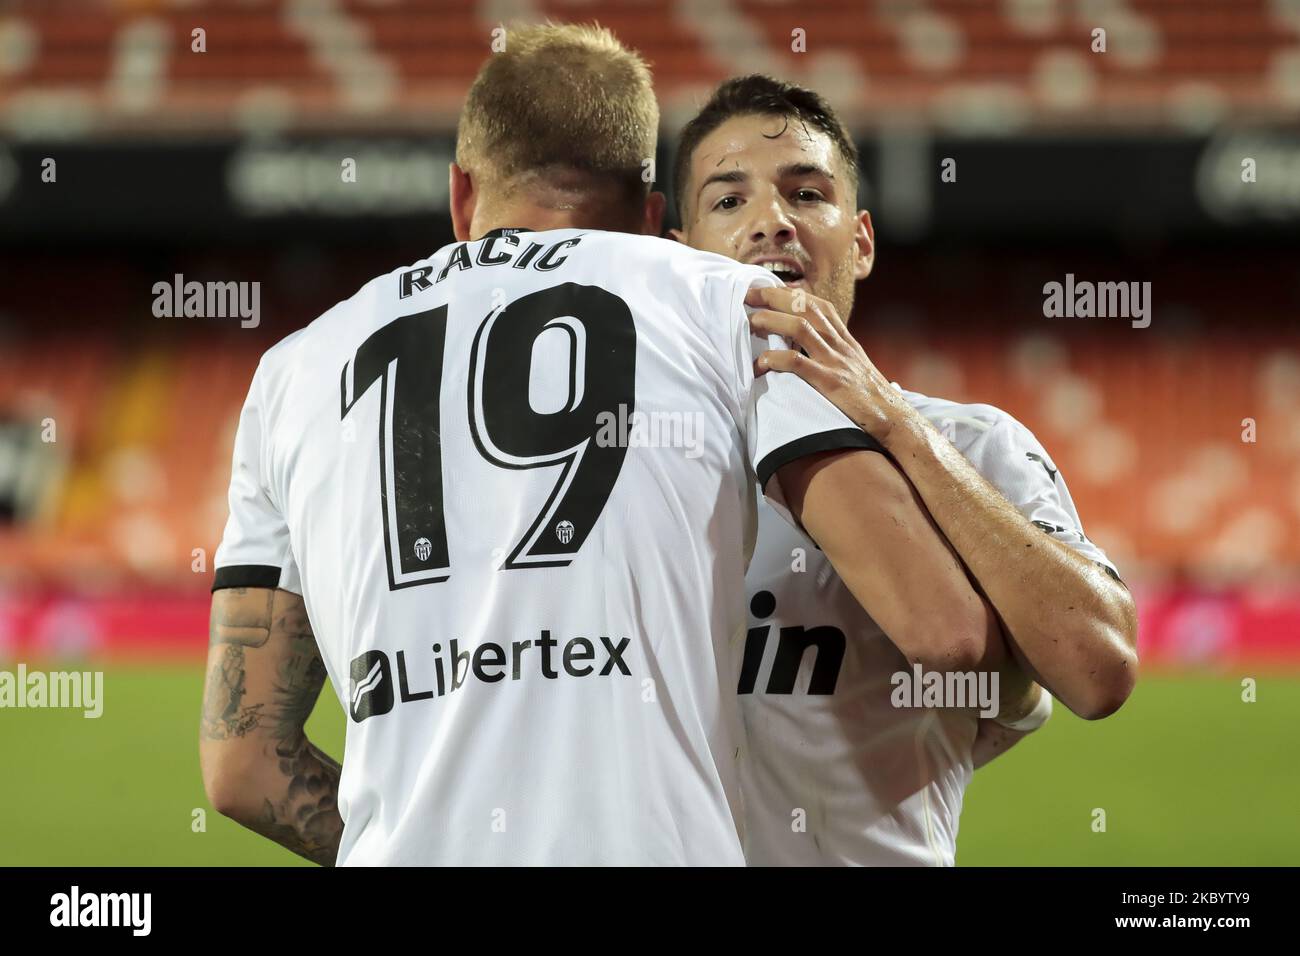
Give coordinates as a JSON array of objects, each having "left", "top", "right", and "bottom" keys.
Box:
[
  {"left": 212, "top": 228, "right": 881, "bottom": 866},
  {"left": 739, "top": 388, "right": 1119, "bottom": 866}
]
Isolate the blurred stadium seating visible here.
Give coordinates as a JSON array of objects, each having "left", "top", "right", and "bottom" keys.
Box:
[
  {"left": 3, "top": 0, "right": 1299, "bottom": 129},
  {"left": 1, "top": 1, "right": 1298, "bottom": 665},
  {"left": 2, "top": 252, "right": 1300, "bottom": 582},
  {"left": 3, "top": 250, "right": 1299, "bottom": 666}
]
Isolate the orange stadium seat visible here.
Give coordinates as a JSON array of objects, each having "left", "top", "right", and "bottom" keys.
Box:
[
  {"left": 4, "top": 312, "right": 1299, "bottom": 587},
  {"left": 2, "top": 0, "right": 1296, "bottom": 124}
]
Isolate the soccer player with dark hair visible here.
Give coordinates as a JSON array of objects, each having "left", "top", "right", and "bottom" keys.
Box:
[{"left": 673, "top": 75, "right": 1138, "bottom": 865}]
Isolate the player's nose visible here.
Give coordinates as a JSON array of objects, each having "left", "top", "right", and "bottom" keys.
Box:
[{"left": 747, "top": 195, "right": 797, "bottom": 246}]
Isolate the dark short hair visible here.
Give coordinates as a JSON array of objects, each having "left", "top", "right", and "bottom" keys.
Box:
[{"left": 673, "top": 74, "right": 860, "bottom": 222}]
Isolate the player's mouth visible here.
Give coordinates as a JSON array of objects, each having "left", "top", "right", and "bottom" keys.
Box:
[{"left": 750, "top": 256, "right": 809, "bottom": 289}]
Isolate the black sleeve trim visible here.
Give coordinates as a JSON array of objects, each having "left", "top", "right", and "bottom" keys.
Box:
[
  {"left": 212, "top": 564, "right": 282, "bottom": 592},
  {"left": 1099, "top": 562, "right": 1127, "bottom": 588},
  {"left": 756, "top": 427, "right": 887, "bottom": 489}
]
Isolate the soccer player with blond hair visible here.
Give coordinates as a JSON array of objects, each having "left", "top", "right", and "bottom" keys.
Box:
[{"left": 200, "top": 26, "right": 1003, "bottom": 866}]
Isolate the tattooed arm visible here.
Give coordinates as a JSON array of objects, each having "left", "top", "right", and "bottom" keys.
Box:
[{"left": 199, "top": 587, "right": 343, "bottom": 866}]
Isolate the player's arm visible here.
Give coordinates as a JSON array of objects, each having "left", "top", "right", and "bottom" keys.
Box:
[
  {"left": 972, "top": 659, "right": 1052, "bottom": 768},
  {"left": 728, "top": 269, "right": 1002, "bottom": 672},
  {"left": 776, "top": 450, "right": 1003, "bottom": 674},
  {"left": 884, "top": 421, "right": 1135, "bottom": 720},
  {"left": 749, "top": 286, "right": 1137, "bottom": 720},
  {"left": 972, "top": 721, "right": 1031, "bottom": 769},
  {"left": 199, "top": 586, "right": 343, "bottom": 867}
]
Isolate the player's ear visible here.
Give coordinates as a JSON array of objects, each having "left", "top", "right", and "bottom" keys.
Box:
[
  {"left": 853, "top": 209, "right": 875, "bottom": 281},
  {"left": 667, "top": 228, "right": 686, "bottom": 243},
  {"left": 641, "top": 190, "right": 666, "bottom": 237},
  {"left": 450, "top": 163, "right": 476, "bottom": 242}
]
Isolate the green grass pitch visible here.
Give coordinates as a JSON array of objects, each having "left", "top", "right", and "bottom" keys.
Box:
[{"left": 0, "top": 668, "right": 1295, "bottom": 865}]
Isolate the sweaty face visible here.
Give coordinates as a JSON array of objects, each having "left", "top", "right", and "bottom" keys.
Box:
[{"left": 675, "top": 113, "right": 870, "bottom": 320}]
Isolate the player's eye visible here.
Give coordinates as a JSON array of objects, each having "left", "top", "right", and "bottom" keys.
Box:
[
  {"left": 712, "top": 195, "right": 742, "bottom": 212},
  {"left": 793, "top": 188, "right": 826, "bottom": 203}
]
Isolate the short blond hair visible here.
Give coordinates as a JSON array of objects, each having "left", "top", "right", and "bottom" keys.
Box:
[{"left": 456, "top": 23, "right": 658, "bottom": 199}]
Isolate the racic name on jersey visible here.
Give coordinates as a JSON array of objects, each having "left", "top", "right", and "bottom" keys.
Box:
[{"left": 400, "top": 234, "right": 583, "bottom": 297}]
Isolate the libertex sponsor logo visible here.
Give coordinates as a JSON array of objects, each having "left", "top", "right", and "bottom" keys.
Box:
[{"left": 348, "top": 631, "right": 633, "bottom": 723}]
